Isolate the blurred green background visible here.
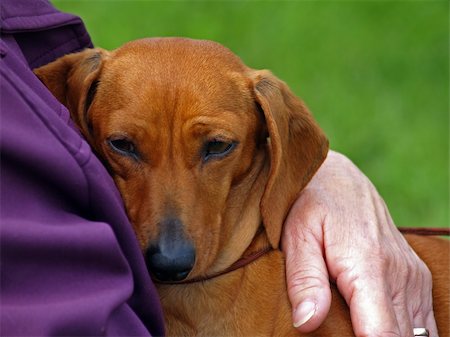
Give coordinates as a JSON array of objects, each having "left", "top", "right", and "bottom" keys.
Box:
[{"left": 53, "top": 0, "right": 448, "bottom": 229}]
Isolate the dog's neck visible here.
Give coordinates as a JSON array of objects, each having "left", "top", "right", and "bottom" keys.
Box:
[
  {"left": 210, "top": 215, "right": 266, "bottom": 275},
  {"left": 203, "top": 226, "right": 273, "bottom": 281}
]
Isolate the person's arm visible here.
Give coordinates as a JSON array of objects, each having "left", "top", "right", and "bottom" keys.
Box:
[
  {"left": 0, "top": 45, "right": 164, "bottom": 336},
  {"left": 283, "top": 150, "right": 437, "bottom": 337}
]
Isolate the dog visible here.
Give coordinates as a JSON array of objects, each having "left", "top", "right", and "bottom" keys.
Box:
[{"left": 35, "top": 37, "right": 449, "bottom": 336}]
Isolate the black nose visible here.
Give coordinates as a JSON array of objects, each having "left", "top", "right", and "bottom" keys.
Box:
[
  {"left": 145, "top": 218, "right": 196, "bottom": 282},
  {"left": 146, "top": 243, "right": 196, "bottom": 282}
]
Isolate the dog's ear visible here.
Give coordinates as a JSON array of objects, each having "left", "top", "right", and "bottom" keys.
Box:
[
  {"left": 251, "top": 70, "right": 329, "bottom": 249},
  {"left": 34, "top": 48, "right": 110, "bottom": 140}
]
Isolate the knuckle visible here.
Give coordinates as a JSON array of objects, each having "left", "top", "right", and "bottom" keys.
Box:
[
  {"left": 286, "top": 267, "right": 329, "bottom": 296},
  {"left": 340, "top": 255, "right": 386, "bottom": 281}
]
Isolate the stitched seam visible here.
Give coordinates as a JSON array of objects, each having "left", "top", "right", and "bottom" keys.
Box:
[
  {"left": 1, "top": 11, "right": 57, "bottom": 20},
  {"left": 0, "top": 12, "right": 79, "bottom": 27}
]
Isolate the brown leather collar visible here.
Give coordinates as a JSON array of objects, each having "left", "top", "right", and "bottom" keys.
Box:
[{"left": 398, "top": 227, "right": 450, "bottom": 236}]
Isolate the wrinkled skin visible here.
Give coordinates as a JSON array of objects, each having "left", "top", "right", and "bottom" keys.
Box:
[{"left": 284, "top": 150, "right": 438, "bottom": 337}]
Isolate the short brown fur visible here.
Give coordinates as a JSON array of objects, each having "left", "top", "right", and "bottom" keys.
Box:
[{"left": 35, "top": 38, "right": 449, "bottom": 337}]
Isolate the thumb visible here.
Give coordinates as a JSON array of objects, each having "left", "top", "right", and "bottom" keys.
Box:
[{"left": 282, "top": 220, "right": 332, "bottom": 332}]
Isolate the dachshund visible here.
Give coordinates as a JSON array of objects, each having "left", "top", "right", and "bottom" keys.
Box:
[{"left": 35, "top": 37, "right": 449, "bottom": 336}]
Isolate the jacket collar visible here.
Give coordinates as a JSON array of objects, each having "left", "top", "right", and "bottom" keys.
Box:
[
  {"left": 1, "top": 0, "right": 80, "bottom": 33},
  {"left": 0, "top": 0, "right": 92, "bottom": 68}
]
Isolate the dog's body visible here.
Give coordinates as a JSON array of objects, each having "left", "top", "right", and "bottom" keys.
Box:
[
  {"left": 157, "top": 246, "right": 349, "bottom": 337},
  {"left": 157, "top": 234, "right": 449, "bottom": 337},
  {"left": 35, "top": 38, "right": 449, "bottom": 336}
]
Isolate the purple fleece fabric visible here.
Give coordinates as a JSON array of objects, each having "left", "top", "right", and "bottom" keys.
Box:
[{"left": 0, "top": 1, "right": 165, "bottom": 335}]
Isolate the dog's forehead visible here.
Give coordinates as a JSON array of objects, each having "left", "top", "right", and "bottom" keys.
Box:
[
  {"left": 105, "top": 38, "right": 250, "bottom": 93},
  {"left": 101, "top": 38, "right": 254, "bottom": 123},
  {"left": 114, "top": 37, "right": 248, "bottom": 72}
]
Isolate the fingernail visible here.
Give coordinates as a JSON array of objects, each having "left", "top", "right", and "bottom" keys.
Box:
[{"left": 293, "top": 301, "right": 316, "bottom": 328}]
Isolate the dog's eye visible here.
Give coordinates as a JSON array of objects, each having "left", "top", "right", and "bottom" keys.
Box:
[
  {"left": 204, "top": 140, "right": 236, "bottom": 161},
  {"left": 108, "top": 138, "right": 138, "bottom": 159}
]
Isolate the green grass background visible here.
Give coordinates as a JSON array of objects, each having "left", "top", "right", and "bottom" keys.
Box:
[{"left": 53, "top": 0, "right": 449, "bottom": 229}]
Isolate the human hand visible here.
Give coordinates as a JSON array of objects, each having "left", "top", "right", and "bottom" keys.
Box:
[{"left": 282, "top": 150, "right": 437, "bottom": 337}]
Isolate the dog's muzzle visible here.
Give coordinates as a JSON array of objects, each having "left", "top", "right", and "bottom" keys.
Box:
[{"left": 145, "top": 218, "right": 196, "bottom": 282}]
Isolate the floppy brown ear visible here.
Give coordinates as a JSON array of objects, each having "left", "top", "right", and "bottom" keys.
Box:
[
  {"left": 251, "top": 70, "right": 329, "bottom": 249},
  {"left": 34, "top": 48, "right": 110, "bottom": 140}
]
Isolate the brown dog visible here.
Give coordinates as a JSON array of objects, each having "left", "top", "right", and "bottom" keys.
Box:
[{"left": 35, "top": 38, "right": 449, "bottom": 336}]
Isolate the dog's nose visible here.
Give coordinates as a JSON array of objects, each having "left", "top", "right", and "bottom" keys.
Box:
[
  {"left": 145, "top": 218, "right": 196, "bottom": 282},
  {"left": 146, "top": 243, "right": 196, "bottom": 282}
]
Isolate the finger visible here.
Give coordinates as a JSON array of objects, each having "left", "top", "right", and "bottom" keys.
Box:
[
  {"left": 412, "top": 311, "right": 437, "bottom": 337},
  {"left": 335, "top": 273, "right": 402, "bottom": 337},
  {"left": 392, "top": 296, "right": 414, "bottom": 337},
  {"left": 415, "top": 278, "right": 438, "bottom": 337},
  {"left": 424, "top": 310, "right": 438, "bottom": 337},
  {"left": 411, "top": 310, "right": 426, "bottom": 336},
  {"left": 407, "top": 257, "right": 437, "bottom": 337},
  {"left": 420, "top": 266, "right": 438, "bottom": 337},
  {"left": 282, "top": 221, "right": 332, "bottom": 332}
]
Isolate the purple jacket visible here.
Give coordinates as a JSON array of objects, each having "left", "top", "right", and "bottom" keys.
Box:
[{"left": 0, "top": 1, "right": 164, "bottom": 335}]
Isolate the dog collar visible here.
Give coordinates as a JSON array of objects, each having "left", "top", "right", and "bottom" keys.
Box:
[{"left": 398, "top": 227, "right": 450, "bottom": 236}]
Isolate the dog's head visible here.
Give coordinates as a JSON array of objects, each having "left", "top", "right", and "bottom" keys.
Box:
[{"left": 35, "top": 38, "right": 328, "bottom": 282}]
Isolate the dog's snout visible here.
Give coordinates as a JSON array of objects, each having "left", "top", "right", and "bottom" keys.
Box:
[
  {"left": 146, "top": 243, "right": 195, "bottom": 281},
  {"left": 145, "top": 218, "right": 196, "bottom": 282}
]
